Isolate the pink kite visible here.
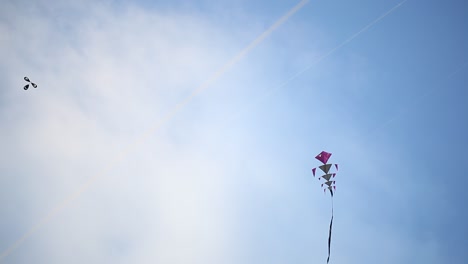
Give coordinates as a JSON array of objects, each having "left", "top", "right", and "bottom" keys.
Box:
[
  {"left": 315, "top": 151, "right": 332, "bottom": 164},
  {"left": 311, "top": 150, "right": 339, "bottom": 264}
]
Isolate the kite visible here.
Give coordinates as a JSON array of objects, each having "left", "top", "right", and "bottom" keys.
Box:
[
  {"left": 311, "top": 150, "right": 339, "bottom": 263},
  {"left": 23, "top": 76, "right": 37, "bottom": 90}
]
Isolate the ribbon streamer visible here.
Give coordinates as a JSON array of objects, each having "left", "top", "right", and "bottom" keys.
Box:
[{"left": 327, "top": 190, "right": 334, "bottom": 263}]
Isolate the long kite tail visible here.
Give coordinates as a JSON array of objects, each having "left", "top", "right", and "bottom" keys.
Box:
[{"left": 327, "top": 190, "right": 334, "bottom": 263}]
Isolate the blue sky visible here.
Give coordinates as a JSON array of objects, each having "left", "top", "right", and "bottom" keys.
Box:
[{"left": 0, "top": 0, "right": 467, "bottom": 263}]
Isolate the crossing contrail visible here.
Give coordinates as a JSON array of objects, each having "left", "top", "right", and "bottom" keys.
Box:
[{"left": 225, "top": 0, "right": 408, "bottom": 124}]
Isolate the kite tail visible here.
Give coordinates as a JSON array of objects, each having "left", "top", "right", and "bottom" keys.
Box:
[{"left": 327, "top": 193, "right": 334, "bottom": 263}]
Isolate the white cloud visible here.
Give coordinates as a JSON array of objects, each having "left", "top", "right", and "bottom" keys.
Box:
[{"left": 0, "top": 1, "right": 255, "bottom": 263}]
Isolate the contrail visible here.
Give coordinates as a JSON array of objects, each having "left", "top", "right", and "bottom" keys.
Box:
[
  {"left": 366, "top": 61, "right": 467, "bottom": 137},
  {"left": 0, "top": 0, "right": 309, "bottom": 261},
  {"left": 278, "top": 0, "right": 408, "bottom": 89},
  {"left": 226, "top": 0, "right": 408, "bottom": 123},
  {"left": 448, "top": 61, "right": 468, "bottom": 79}
]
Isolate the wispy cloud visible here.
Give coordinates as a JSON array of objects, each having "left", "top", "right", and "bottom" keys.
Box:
[{"left": 0, "top": 0, "right": 309, "bottom": 263}]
